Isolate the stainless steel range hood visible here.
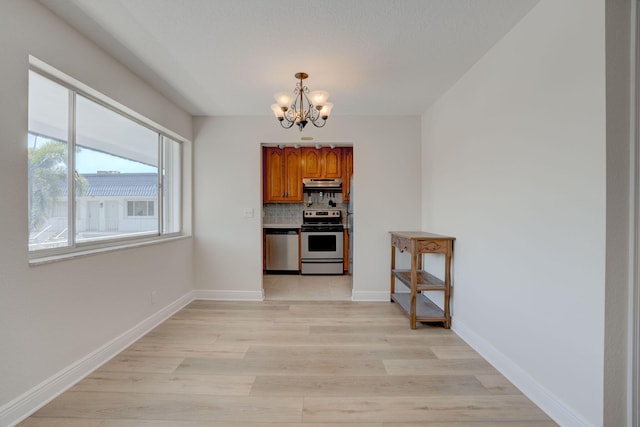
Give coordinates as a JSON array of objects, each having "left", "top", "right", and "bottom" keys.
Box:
[{"left": 302, "top": 178, "right": 342, "bottom": 191}]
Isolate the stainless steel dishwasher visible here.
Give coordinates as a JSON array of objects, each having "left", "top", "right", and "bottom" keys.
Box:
[{"left": 265, "top": 228, "right": 299, "bottom": 272}]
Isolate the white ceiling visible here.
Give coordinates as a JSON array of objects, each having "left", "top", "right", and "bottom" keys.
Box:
[{"left": 39, "top": 0, "right": 539, "bottom": 117}]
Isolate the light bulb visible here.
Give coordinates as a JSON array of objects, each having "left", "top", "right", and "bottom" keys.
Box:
[
  {"left": 319, "top": 102, "right": 334, "bottom": 118},
  {"left": 274, "top": 92, "right": 293, "bottom": 108},
  {"left": 270, "top": 104, "right": 285, "bottom": 118},
  {"left": 308, "top": 90, "right": 329, "bottom": 108}
]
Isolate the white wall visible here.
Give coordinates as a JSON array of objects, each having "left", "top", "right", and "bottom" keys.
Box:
[
  {"left": 421, "top": 1, "right": 606, "bottom": 425},
  {"left": 4, "top": 1, "right": 624, "bottom": 426},
  {"left": 193, "top": 115, "right": 422, "bottom": 300},
  {"left": 0, "top": 1, "right": 194, "bottom": 423}
]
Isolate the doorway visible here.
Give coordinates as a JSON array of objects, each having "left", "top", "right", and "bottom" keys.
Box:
[
  {"left": 86, "top": 201, "right": 100, "bottom": 232},
  {"left": 261, "top": 143, "right": 354, "bottom": 301},
  {"left": 105, "top": 201, "right": 119, "bottom": 232}
]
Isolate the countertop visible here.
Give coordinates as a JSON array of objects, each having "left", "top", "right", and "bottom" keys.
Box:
[
  {"left": 263, "top": 223, "right": 301, "bottom": 229},
  {"left": 263, "top": 223, "right": 350, "bottom": 229}
]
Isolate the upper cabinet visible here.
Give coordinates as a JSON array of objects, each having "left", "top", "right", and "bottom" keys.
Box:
[
  {"left": 301, "top": 147, "right": 322, "bottom": 178},
  {"left": 324, "top": 148, "right": 342, "bottom": 178},
  {"left": 263, "top": 147, "right": 303, "bottom": 202},
  {"left": 263, "top": 145, "right": 353, "bottom": 203},
  {"left": 285, "top": 148, "right": 303, "bottom": 201},
  {"left": 301, "top": 147, "right": 342, "bottom": 179}
]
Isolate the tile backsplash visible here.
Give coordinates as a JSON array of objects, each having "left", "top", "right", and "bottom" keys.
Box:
[
  {"left": 262, "top": 203, "right": 304, "bottom": 225},
  {"left": 263, "top": 193, "right": 347, "bottom": 225}
]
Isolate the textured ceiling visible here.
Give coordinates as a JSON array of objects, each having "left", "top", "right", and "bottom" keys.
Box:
[{"left": 39, "top": 0, "right": 540, "bottom": 117}]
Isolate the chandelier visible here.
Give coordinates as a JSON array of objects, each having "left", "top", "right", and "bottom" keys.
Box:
[{"left": 270, "top": 72, "right": 334, "bottom": 131}]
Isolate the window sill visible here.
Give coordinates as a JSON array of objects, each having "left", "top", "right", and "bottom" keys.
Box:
[{"left": 28, "top": 234, "right": 192, "bottom": 266}]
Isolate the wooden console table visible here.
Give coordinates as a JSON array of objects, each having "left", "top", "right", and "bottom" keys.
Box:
[{"left": 389, "top": 231, "right": 455, "bottom": 329}]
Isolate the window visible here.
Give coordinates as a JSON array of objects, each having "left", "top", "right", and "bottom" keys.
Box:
[
  {"left": 127, "top": 201, "right": 155, "bottom": 217},
  {"left": 28, "top": 67, "right": 184, "bottom": 256}
]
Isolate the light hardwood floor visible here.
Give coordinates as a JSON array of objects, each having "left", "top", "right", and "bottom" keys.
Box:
[
  {"left": 20, "top": 300, "right": 557, "bottom": 426},
  {"left": 263, "top": 274, "right": 352, "bottom": 301}
]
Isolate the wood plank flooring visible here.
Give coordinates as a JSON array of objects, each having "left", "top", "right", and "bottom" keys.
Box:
[
  {"left": 20, "top": 300, "right": 557, "bottom": 426},
  {"left": 263, "top": 274, "right": 352, "bottom": 301}
]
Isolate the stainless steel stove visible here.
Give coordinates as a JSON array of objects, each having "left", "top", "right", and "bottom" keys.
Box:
[{"left": 301, "top": 210, "right": 344, "bottom": 275}]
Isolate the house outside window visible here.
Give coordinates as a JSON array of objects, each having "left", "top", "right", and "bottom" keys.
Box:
[{"left": 28, "top": 65, "right": 183, "bottom": 257}]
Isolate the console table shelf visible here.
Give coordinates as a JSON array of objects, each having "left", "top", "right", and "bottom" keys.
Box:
[
  {"left": 392, "top": 269, "right": 446, "bottom": 292},
  {"left": 389, "top": 231, "right": 455, "bottom": 329},
  {"left": 390, "top": 293, "right": 444, "bottom": 320}
]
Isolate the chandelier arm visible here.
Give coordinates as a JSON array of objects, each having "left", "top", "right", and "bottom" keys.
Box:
[
  {"left": 304, "top": 92, "right": 327, "bottom": 127},
  {"left": 303, "top": 90, "right": 317, "bottom": 122},
  {"left": 308, "top": 103, "right": 320, "bottom": 120},
  {"left": 283, "top": 108, "right": 295, "bottom": 124},
  {"left": 311, "top": 115, "right": 327, "bottom": 128},
  {"left": 279, "top": 118, "right": 295, "bottom": 129}
]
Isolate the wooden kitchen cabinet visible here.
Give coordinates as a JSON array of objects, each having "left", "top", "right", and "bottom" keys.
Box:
[
  {"left": 323, "top": 147, "right": 341, "bottom": 178},
  {"left": 263, "top": 147, "right": 303, "bottom": 202},
  {"left": 301, "top": 147, "right": 342, "bottom": 179},
  {"left": 389, "top": 231, "right": 455, "bottom": 329},
  {"left": 301, "top": 147, "right": 322, "bottom": 178},
  {"left": 342, "top": 147, "right": 353, "bottom": 201}
]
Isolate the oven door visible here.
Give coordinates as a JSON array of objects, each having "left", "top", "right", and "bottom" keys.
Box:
[{"left": 301, "top": 230, "right": 344, "bottom": 260}]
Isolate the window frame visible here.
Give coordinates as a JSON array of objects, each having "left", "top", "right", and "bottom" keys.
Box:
[{"left": 28, "top": 63, "right": 186, "bottom": 262}]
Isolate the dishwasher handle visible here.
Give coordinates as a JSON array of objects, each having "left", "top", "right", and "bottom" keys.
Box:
[{"left": 265, "top": 229, "right": 299, "bottom": 235}]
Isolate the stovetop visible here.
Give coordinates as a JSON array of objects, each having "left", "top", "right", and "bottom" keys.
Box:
[{"left": 302, "top": 209, "right": 344, "bottom": 231}]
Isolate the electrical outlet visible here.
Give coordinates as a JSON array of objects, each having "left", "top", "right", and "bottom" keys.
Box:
[
  {"left": 243, "top": 207, "right": 254, "bottom": 218},
  {"left": 151, "top": 290, "right": 157, "bottom": 305}
]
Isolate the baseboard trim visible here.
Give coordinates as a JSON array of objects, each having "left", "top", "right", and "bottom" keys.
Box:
[
  {"left": 452, "top": 318, "right": 593, "bottom": 427},
  {"left": 351, "top": 290, "right": 390, "bottom": 302},
  {"left": 192, "top": 289, "right": 264, "bottom": 301},
  {"left": 0, "top": 292, "right": 194, "bottom": 427}
]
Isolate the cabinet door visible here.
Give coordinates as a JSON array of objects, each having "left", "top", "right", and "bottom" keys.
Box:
[
  {"left": 323, "top": 147, "right": 342, "bottom": 178},
  {"left": 264, "top": 147, "right": 303, "bottom": 202},
  {"left": 342, "top": 147, "right": 353, "bottom": 201},
  {"left": 301, "top": 147, "right": 323, "bottom": 178},
  {"left": 264, "top": 147, "right": 287, "bottom": 202},
  {"left": 285, "top": 147, "right": 303, "bottom": 201}
]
